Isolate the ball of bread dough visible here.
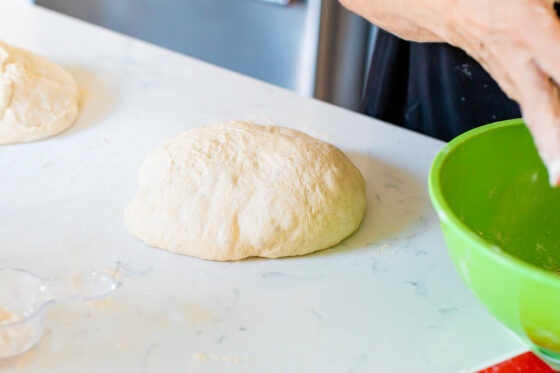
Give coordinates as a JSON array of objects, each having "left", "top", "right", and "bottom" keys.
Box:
[
  {"left": 0, "top": 41, "right": 79, "bottom": 144},
  {"left": 124, "top": 121, "right": 366, "bottom": 261}
]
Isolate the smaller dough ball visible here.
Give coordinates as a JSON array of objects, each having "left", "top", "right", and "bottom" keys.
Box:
[
  {"left": 125, "top": 121, "right": 366, "bottom": 261},
  {"left": 0, "top": 41, "right": 80, "bottom": 144}
]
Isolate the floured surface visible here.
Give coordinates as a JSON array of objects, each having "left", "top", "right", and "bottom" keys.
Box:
[
  {"left": 125, "top": 121, "right": 366, "bottom": 261},
  {"left": 0, "top": 41, "right": 79, "bottom": 144},
  {"left": 0, "top": 3, "right": 525, "bottom": 373}
]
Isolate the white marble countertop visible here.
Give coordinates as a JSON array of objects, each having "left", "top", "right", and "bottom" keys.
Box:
[{"left": 0, "top": 3, "right": 526, "bottom": 372}]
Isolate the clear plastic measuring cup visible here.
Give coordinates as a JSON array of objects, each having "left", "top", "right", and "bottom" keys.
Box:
[{"left": 0, "top": 268, "right": 120, "bottom": 360}]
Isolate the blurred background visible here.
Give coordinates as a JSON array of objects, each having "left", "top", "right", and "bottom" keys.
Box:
[{"left": 19, "top": 0, "right": 377, "bottom": 112}]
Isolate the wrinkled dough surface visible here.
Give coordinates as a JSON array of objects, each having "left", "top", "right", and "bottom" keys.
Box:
[
  {"left": 0, "top": 41, "right": 79, "bottom": 144},
  {"left": 125, "top": 121, "right": 366, "bottom": 261}
]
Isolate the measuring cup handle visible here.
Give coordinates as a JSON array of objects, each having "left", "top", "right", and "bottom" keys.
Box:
[{"left": 43, "top": 271, "right": 120, "bottom": 304}]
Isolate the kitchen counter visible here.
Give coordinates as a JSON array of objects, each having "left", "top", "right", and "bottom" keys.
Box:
[{"left": 0, "top": 3, "right": 525, "bottom": 372}]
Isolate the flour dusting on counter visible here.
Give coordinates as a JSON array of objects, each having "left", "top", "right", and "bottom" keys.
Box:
[{"left": 192, "top": 352, "right": 254, "bottom": 364}]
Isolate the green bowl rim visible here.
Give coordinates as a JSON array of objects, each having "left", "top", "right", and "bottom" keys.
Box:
[{"left": 429, "top": 118, "right": 560, "bottom": 287}]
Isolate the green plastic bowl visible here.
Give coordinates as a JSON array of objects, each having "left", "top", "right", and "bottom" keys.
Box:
[{"left": 429, "top": 119, "right": 560, "bottom": 368}]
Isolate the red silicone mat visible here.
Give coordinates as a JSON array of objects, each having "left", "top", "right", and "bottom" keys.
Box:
[{"left": 477, "top": 351, "right": 554, "bottom": 372}]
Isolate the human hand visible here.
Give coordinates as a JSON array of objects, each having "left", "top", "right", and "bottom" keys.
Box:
[
  {"left": 340, "top": 0, "right": 560, "bottom": 185},
  {"left": 447, "top": 0, "right": 560, "bottom": 185}
]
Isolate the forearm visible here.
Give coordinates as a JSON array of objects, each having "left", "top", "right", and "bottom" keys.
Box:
[{"left": 338, "top": 0, "right": 455, "bottom": 42}]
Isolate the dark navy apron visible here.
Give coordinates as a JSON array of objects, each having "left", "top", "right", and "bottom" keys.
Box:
[
  {"left": 363, "top": 4, "right": 560, "bottom": 141},
  {"left": 362, "top": 29, "right": 521, "bottom": 141}
]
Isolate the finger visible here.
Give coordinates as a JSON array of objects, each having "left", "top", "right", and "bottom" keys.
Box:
[
  {"left": 525, "top": 1, "right": 560, "bottom": 89},
  {"left": 515, "top": 59, "right": 560, "bottom": 185}
]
